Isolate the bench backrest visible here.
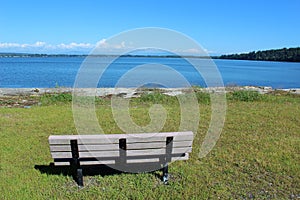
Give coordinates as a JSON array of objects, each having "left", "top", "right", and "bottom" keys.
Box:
[{"left": 49, "top": 131, "right": 193, "bottom": 166}]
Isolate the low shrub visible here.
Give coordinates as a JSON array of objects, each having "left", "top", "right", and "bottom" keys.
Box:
[
  {"left": 41, "top": 93, "right": 73, "bottom": 105},
  {"left": 229, "top": 90, "right": 263, "bottom": 102},
  {"left": 195, "top": 91, "right": 211, "bottom": 104}
]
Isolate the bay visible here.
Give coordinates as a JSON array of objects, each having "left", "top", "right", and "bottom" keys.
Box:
[{"left": 0, "top": 56, "right": 299, "bottom": 89}]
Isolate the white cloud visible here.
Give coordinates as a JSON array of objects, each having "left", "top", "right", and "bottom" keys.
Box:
[
  {"left": 0, "top": 41, "right": 47, "bottom": 48},
  {"left": 96, "top": 39, "right": 127, "bottom": 50},
  {"left": 57, "top": 42, "right": 94, "bottom": 49},
  {"left": 34, "top": 41, "right": 46, "bottom": 47},
  {"left": 0, "top": 41, "right": 95, "bottom": 53},
  {"left": 0, "top": 42, "right": 22, "bottom": 48},
  {"left": 96, "top": 39, "right": 108, "bottom": 47},
  {"left": 0, "top": 40, "right": 212, "bottom": 55},
  {"left": 172, "top": 48, "right": 214, "bottom": 55}
]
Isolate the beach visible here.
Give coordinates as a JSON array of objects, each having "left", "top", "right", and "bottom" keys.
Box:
[
  {"left": 1, "top": 86, "right": 299, "bottom": 108},
  {"left": 1, "top": 86, "right": 300, "bottom": 97}
]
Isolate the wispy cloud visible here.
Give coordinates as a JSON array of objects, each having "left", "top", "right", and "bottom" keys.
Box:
[
  {"left": 0, "top": 40, "right": 212, "bottom": 55},
  {"left": 172, "top": 48, "right": 214, "bottom": 55},
  {"left": 57, "top": 42, "right": 94, "bottom": 49},
  {"left": 0, "top": 41, "right": 47, "bottom": 48},
  {"left": 0, "top": 41, "right": 95, "bottom": 54},
  {"left": 96, "top": 39, "right": 128, "bottom": 50}
]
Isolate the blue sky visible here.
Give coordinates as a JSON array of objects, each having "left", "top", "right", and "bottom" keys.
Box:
[{"left": 0, "top": 0, "right": 299, "bottom": 55}]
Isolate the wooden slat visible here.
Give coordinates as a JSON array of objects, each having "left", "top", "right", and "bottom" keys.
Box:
[
  {"left": 54, "top": 160, "right": 116, "bottom": 166},
  {"left": 126, "top": 135, "right": 193, "bottom": 143},
  {"left": 49, "top": 140, "right": 193, "bottom": 152},
  {"left": 50, "top": 144, "right": 119, "bottom": 152},
  {"left": 51, "top": 150, "right": 119, "bottom": 159},
  {"left": 127, "top": 147, "right": 192, "bottom": 156},
  {"left": 49, "top": 138, "right": 120, "bottom": 145},
  {"left": 49, "top": 131, "right": 193, "bottom": 140},
  {"left": 126, "top": 158, "right": 159, "bottom": 163},
  {"left": 127, "top": 140, "right": 192, "bottom": 150},
  {"left": 49, "top": 134, "right": 193, "bottom": 145},
  {"left": 54, "top": 154, "right": 189, "bottom": 166},
  {"left": 54, "top": 162, "right": 70, "bottom": 166},
  {"left": 50, "top": 147, "right": 191, "bottom": 159},
  {"left": 48, "top": 131, "right": 193, "bottom": 145},
  {"left": 80, "top": 160, "right": 116, "bottom": 165},
  {"left": 126, "top": 154, "right": 189, "bottom": 163}
]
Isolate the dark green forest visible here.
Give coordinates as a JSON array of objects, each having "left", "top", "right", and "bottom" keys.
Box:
[{"left": 219, "top": 47, "right": 300, "bottom": 62}]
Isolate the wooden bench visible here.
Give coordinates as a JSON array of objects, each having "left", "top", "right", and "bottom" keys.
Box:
[{"left": 48, "top": 131, "right": 193, "bottom": 187}]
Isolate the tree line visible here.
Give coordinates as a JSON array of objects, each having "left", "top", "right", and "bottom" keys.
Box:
[{"left": 219, "top": 47, "right": 300, "bottom": 62}]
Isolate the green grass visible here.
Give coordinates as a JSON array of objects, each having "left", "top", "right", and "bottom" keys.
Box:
[
  {"left": 229, "top": 90, "right": 264, "bottom": 101},
  {"left": 41, "top": 93, "right": 73, "bottom": 105},
  {"left": 0, "top": 92, "right": 299, "bottom": 199}
]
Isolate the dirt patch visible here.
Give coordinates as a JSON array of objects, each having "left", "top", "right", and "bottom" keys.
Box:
[{"left": 0, "top": 96, "right": 40, "bottom": 108}]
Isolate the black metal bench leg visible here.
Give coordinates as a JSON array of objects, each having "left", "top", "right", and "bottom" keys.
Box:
[
  {"left": 162, "top": 164, "right": 169, "bottom": 184},
  {"left": 77, "top": 168, "right": 84, "bottom": 187},
  {"left": 163, "top": 136, "right": 172, "bottom": 185},
  {"left": 71, "top": 140, "right": 84, "bottom": 187}
]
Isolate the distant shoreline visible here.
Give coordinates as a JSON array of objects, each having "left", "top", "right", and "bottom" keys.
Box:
[
  {"left": 1, "top": 46, "right": 299, "bottom": 62},
  {"left": 0, "top": 53, "right": 210, "bottom": 59}
]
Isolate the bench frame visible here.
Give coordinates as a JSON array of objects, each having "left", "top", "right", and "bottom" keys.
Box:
[{"left": 49, "top": 132, "right": 193, "bottom": 187}]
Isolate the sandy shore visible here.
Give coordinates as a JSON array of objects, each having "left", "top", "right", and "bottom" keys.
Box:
[{"left": 0, "top": 86, "right": 300, "bottom": 98}]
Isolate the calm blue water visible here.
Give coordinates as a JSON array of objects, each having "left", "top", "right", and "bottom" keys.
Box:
[{"left": 0, "top": 56, "right": 299, "bottom": 88}]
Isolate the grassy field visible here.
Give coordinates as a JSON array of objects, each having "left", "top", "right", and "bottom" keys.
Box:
[{"left": 0, "top": 91, "right": 299, "bottom": 199}]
